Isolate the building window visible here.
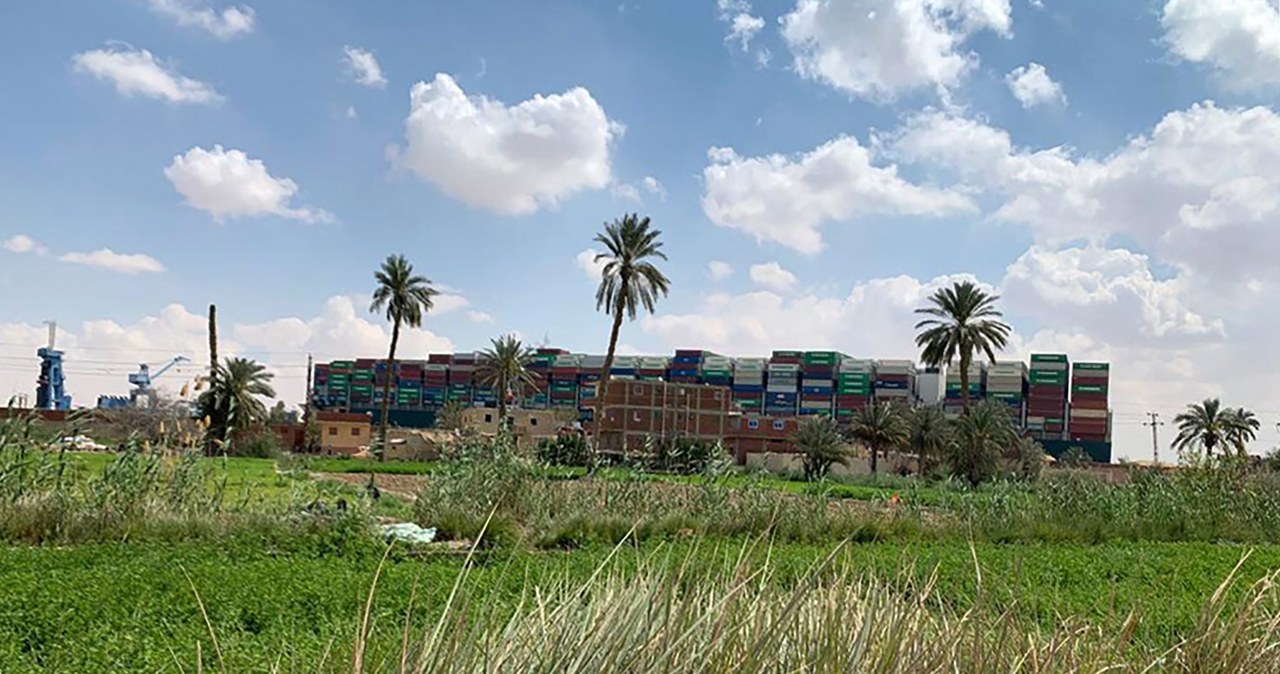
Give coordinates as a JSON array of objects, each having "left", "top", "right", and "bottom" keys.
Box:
[
  {"left": 530, "top": 417, "right": 538, "bottom": 426},
  {"left": 747, "top": 419, "right": 760, "bottom": 430},
  {"left": 714, "top": 391, "right": 723, "bottom": 400},
  {"left": 484, "top": 413, "right": 493, "bottom": 423},
  {"left": 633, "top": 412, "right": 642, "bottom": 422},
  {"left": 634, "top": 385, "right": 643, "bottom": 394},
  {"left": 351, "top": 427, "right": 360, "bottom": 437},
  {"left": 328, "top": 427, "right": 337, "bottom": 436},
  {"left": 772, "top": 420, "right": 785, "bottom": 431}
]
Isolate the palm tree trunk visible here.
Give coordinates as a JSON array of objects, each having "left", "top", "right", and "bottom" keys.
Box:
[
  {"left": 497, "top": 376, "right": 508, "bottom": 434},
  {"left": 870, "top": 443, "right": 879, "bottom": 474},
  {"left": 378, "top": 320, "right": 400, "bottom": 461},
  {"left": 959, "top": 352, "right": 972, "bottom": 415},
  {"left": 599, "top": 310, "right": 624, "bottom": 394},
  {"left": 206, "top": 304, "right": 218, "bottom": 455}
]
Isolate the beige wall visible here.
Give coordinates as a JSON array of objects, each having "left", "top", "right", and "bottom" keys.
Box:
[
  {"left": 744, "top": 450, "right": 917, "bottom": 477},
  {"left": 319, "top": 420, "right": 369, "bottom": 454}
]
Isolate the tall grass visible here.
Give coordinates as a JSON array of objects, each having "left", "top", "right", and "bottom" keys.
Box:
[
  {"left": 0, "top": 411, "right": 374, "bottom": 545},
  {"left": 332, "top": 541, "right": 1280, "bottom": 673}
]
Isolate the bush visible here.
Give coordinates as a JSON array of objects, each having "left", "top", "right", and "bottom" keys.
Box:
[
  {"left": 537, "top": 434, "right": 593, "bottom": 467},
  {"left": 227, "top": 430, "right": 282, "bottom": 458}
]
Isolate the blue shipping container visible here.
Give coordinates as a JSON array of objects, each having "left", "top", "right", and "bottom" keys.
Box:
[
  {"left": 801, "top": 385, "right": 834, "bottom": 394},
  {"left": 672, "top": 355, "right": 702, "bottom": 365},
  {"left": 733, "top": 384, "right": 765, "bottom": 393}
]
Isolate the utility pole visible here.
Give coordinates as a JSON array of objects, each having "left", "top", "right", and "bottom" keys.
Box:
[
  {"left": 1143, "top": 412, "right": 1164, "bottom": 464},
  {"left": 303, "top": 353, "right": 314, "bottom": 452}
]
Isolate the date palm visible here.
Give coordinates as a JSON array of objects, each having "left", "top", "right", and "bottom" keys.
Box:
[
  {"left": 593, "top": 214, "right": 670, "bottom": 397},
  {"left": 792, "top": 415, "right": 848, "bottom": 481},
  {"left": 907, "top": 405, "right": 951, "bottom": 476},
  {"left": 196, "top": 357, "right": 276, "bottom": 453},
  {"left": 1174, "top": 398, "right": 1259, "bottom": 459},
  {"left": 915, "top": 281, "right": 1011, "bottom": 414},
  {"left": 370, "top": 254, "right": 438, "bottom": 457},
  {"left": 849, "top": 402, "right": 908, "bottom": 475},
  {"left": 948, "top": 399, "right": 1016, "bottom": 486},
  {"left": 476, "top": 334, "right": 536, "bottom": 429}
]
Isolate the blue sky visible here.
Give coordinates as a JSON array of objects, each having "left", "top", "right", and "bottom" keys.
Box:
[{"left": 4, "top": 0, "right": 1280, "bottom": 460}]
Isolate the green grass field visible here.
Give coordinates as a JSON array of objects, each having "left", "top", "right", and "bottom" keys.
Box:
[{"left": 0, "top": 536, "right": 1273, "bottom": 672}]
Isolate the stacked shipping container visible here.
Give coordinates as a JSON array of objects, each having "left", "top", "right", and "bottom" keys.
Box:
[
  {"left": 1069, "top": 362, "right": 1110, "bottom": 442},
  {"left": 943, "top": 362, "right": 985, "bottom": 416},
  {"left": 875, "top": 360, "right": 916, "bottom": 407},
  {"left": 766, "top": 351, "right": 801, "bottom": 416},
  {"left": 986, "top": 361, "right": 1027, "bottom": 424},
  {"left": 732, "top": 358, "right": 766, "bottom": 415},
  {"left": 309, "top": 348, "right": 1111, "bottom": 460},
  {"left": 835, "top": 358, "right": 874, "bottom": 423},
  {"left": 1027, "top": 354, "right": 1069, "bottom": 438}
]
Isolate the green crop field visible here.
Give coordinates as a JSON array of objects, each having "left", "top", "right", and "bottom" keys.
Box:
[
  {"left": 0, "top": 537, "right": 1275, "bottom": 672},
  {"left": 7, "top": 430, "right": 1280, "bottom": 671}
]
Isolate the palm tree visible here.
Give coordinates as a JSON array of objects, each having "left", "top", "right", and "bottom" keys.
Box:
[
  {"left": 1174, "top": 399, "right": 1260, "bottom": 459},
  {"left": 948, "top": 399, "right": 1016, "bottom": 486},
  {"left": 196, "top": 357, "right": 276, "bottom": 453},
  {"left": 476, "top": 334, "right": 536, "bottom": 429},
  {"left": 915, "top": 281, "right": 1011, "bottom": 414},
  {"left": 792, "top": 415, "right": 848, "bottom": 481},
  {"left": 907, "top": 405, "right": 951, "bottom": 476},
  {"left": 849, "top": 402, "right": 908, "bottom": 475},
  {"left": 593, "top": 214, "right": 670, "bottom": 396},
  {"left": 370, "top": 254, "right": 438, "bottom": 457}
]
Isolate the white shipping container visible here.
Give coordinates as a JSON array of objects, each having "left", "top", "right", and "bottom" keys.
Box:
[
  {"left": 1070, "top": 408, "right": 1109, "bottom": 419},
  {"left": 1030, "top": 361, "right": 1068, "bottom": 372}
]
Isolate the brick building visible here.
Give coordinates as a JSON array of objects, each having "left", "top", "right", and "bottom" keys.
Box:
[{"left": 592, "top": 380, "right": 738, "bottom": 454}]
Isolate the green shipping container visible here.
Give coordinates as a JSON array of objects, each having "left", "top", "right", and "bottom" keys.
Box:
[
  {"left": 330, "top": 361, "right": 354, "bottom": 369},
  {"left": 1030, "top": 354, "right": 1068, "bottom": 363},
  {"left": 1073, "top": 362, "right": 1109, "bottom": 371},
  {"left": 1073, "top": 384, "right": 1108, "bottom": 394}
]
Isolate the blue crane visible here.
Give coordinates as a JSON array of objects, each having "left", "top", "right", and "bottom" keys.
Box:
[
  {"left": 128, "top": 356, "right": 190, "bottom": 403},
  {"left": 35, "top": 320, "right": 71, "bottom": 410}
]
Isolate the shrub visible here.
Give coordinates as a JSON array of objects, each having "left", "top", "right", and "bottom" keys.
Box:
[{"left": 537, "top": 433, "right": 593, "bottom": 467}]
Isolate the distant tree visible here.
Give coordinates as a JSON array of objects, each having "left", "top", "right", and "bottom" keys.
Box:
[
  {"left": 947, "top": 399, "right": 1016, "bottom": 486},
  {"left": 268, "top": 401, "right": 290, "bottom": 425},
  {"left": 593, "top": 214, "right": 670, "bottom": 398},
  {"left": 435, "top": 401, "right": 467, "bottom": 432},
  {"left": 792, "top": 415, "right": 848, "bottom": 481},
  {"left": 1060, "top": 446, "right": 1092, "bottom": 469},
  {"left": 1263, "top": 447, "right": 1280, "bottom": 473},
  {"left": 476, "top": 334, "right": 536, "bottom": 427},
  {"left": 370, "top": 254, "right": 439, "bottom": 459},
  {"left": 1010, "top": 435, "right": 1046, "bottom": 481},
  {"left": 849, "top": 402, "right": 909, "bottom": 475},
  {"left": 914, "top": 281, "right": 1011, "bottom": 414},
  {"left": 907, "top": 405, "right": 951, "bottom": 476},
  {"left": 1173, "top": 398, "right": 1260, "bottom": 460},
  {"left": 196, "top": 357, "right": 276, "bottom": 454}
]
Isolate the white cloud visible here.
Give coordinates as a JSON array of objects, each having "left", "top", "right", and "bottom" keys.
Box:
[
  {"left": 707, "top": 260, "right": 734, "bottom": 280},
  {"left": 718, "top": 1, "right": 765, "bottom": 51},
  {"left": 164, "top": 145, "right": 333, "bottom": 223},
  {"left": 749, "top": 262, "right": 798, "bottom": 292},
  {"left": 1162, "top": 0, "right": 1280, "bottom": 92},
  {"left": 611, "top": 183, "right": 642, "bottom": 202},
  {"left": 467, "top": 311, "right": 495, "bottom": 324},
  {"left": 72, "top": 45, "right": 222, "bottom": 104},
  {"left": 432, "top": 293, "right": 469, "bottom": 315},
  {"left": 780, "top": 0, "right": 1012, "bottom": 100},
  {"left": 395, "top": 73, "right": 620, "bottom": 215},
  {"left": 343, "top": 46, "right": 387, "bottom": 88},
  {"left": 701, "top": 137, "right": 974, "bottom": 253},
  {"left": 641, "top": 176, "right": 667, "bottom": 200},
  {"left": 1005, "top": 62, "right": 1065, "bottom": 108},
  {"left": 146, "top": 0, "right": 255, "bottom": 40},
  {"left": 576, "top": 248, "right": 607, "bottom": 280},
  {"left": 345, "top": 105, "right": 358, "bottom": 119},
  {"left": 2, "top": 235, "right": 47, "bottom": 255},
  {"left": 60, "top": 249, "right": 166, "bottom": 275},
  {"left": 884, "top": 102, "right": 1280, "bottom": 290}
]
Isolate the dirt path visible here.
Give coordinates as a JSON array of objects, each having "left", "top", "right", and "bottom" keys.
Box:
[{"left": 314, "top": 472, "right": 427, "bottom": 501}]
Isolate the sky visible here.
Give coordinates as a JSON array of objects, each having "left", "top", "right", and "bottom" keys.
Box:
[{"left": 3, "top": 0, "right": 1280, "bottom": 461}]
